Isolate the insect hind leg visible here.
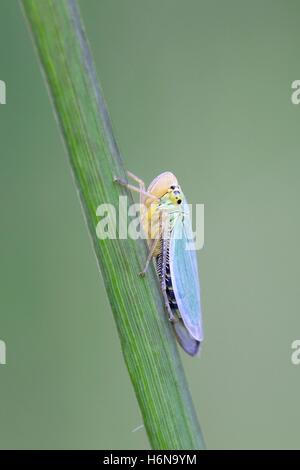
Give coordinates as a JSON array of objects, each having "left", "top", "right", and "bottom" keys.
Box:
[
  {"left": 161, "top": 281, "right": 176, "bottom": 322},
  {"left": 161, "top": 237, "right": 176, "bottom": 322}
]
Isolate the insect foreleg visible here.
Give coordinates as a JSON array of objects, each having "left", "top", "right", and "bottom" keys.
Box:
[
  {"left": 126, "top": 171, "right": 146, "bottom": 193},
  {"left": 114, "top": 176, "right": 158, "bottom": 202},
  {"left": 126, "top": 171, "right": 146, "bottom": 207}
]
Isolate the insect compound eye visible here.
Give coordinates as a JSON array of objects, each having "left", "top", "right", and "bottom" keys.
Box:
[
  {"left": 177, "top": 199, "right": 182, "bottom": 205},
  {"left": 170, "top": 185, "right": 175, "bottom": 190}
]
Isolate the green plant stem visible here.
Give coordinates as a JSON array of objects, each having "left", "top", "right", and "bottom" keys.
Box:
[{"left": 21, "top": 0, "right": 205, "bottom": 450}]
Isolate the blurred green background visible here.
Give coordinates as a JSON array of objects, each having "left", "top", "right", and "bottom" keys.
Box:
[{"left": 1, "top": 0, "right": 300, "bottom": 449}]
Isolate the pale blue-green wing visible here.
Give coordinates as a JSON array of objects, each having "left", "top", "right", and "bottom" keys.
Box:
[{"left": 170, "top": 201, "right": 203, "bottom": 343}]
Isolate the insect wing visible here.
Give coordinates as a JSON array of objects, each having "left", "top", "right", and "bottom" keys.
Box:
[{"left": 170, "top": 201, "right": 203, "bottom": 343}]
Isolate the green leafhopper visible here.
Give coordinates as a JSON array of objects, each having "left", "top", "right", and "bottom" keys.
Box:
[{"left": 115, "top": 171, "right": 203, "bottom": 356}]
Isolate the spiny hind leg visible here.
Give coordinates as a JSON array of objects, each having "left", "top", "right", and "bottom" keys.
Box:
[
  {"left": 161, "top": 247, "right": 175, "bottom": 322},
  {"left": 161, "top": 282, "right": 176, "bottom": 322},
  {"left": 161, "top": 236, "right": 175, "bottom": 322}
]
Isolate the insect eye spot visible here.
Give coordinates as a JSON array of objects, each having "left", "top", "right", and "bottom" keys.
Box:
[
  {"left": 177, "top": 199, "right": 182, "bottom": 205},
  {"left": 170, "top": 185, "right": 175, "bottom": 190}
]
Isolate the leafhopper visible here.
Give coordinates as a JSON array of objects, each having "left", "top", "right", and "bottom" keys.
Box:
[{"left": 115, "top": 171, "right": 203, "bottom": 356}]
